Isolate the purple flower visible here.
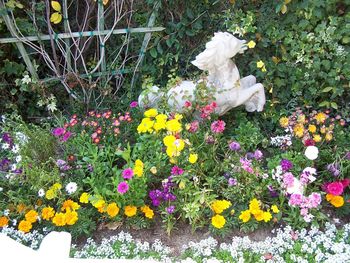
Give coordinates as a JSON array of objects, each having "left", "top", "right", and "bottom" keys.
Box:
[
  {"left": 344, "top": 152, "right": 350, "bottom": 160},
  {"left": 130, "top": 101, "right": 138, "bottom": 108},
  {"left": 267, "top": 185, "right": 278, "bottom": 198},
  {"left": 56, "top": 159, "right": 66, "bottom": 167},
  {"left": 229, "top": 141, "right": 241, "bottom": 151},
  {"left": 281, "top": 159, "right": 293, "bottom": 172},
  {"left": 0, "top": 158, "right": 11, "bottom": 172},
  {"left": 166, "top": 206, "right": 175, "bottom": 214},
  {"left": 87, "top": 164, "right": 94, "bottom": 172},
  {"left": 117, "top": 181, "right": 129, "bottom": 194},
  {"left": 122, "top": 168, "right": 134, "bottom": 179},
  {"left": 2, "top": 133, "right": 13, "bottom": 144},
  {"left": 171, "top": 166, "right": 184, "bottom": 176},
  {"left": 61, "top": 131, "right": 72, "bottom": 142},
  {"left": 152, "top": 199, "right": 160, "bottom": 207},
  {"left": 327, "top": 163, "right": 340, "bottom": 177},
  {"left": 228, "top": 177, "right": 237, "bottom": 186},
  {"left": 52, "top": 128, "right": 65, "bottom": 137},
  {"left": 253, "top": 150, "right": 263, "bottom": 160}
]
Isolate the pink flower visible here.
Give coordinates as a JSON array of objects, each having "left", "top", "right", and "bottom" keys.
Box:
[
  {"left": 130, "top": 101, "right": 138, "bottom": 108},
  {"left": 283, "top": 172, "right": 295, "bottom": 188},
  {"left": 341, "top": 179, "right": 350, "bottom": 188},
  {"left": 211, "top": 120, "right": 226, "bottom": 133},
  {"left": 289, "top": 193, "right": 303, "bottom": 206},
  {"left": 239, "top": 158, "right": 254, "bottom": 174},
  {"left": 52, "top": 127, "right": 65, "bottom": 137},
  {"left": 188, "top": 121, "right": 199, "bottom": 133},
  {"left": 326, "top": 182, "right": 344, "bottom": 196},
  {"left": 61, "top": 131, "right": 72, "bottom": 142},
  {"left": 117, "top": 181, "right": 129, "bottom": 194},
  {"left": 122, "top": 168, "right": 134, "bottom": 179},
  {"left": 300, "top": 208, "right": 308, "bottom": 216},
  {"left": 171, "top": 166, "right": 184, "bottom": 176},
  {"left": 184, "top": 101, "right": 192, "bottom": 108},
  {"left": 308, "top": 192, "right": 321, "bottom": 208}
]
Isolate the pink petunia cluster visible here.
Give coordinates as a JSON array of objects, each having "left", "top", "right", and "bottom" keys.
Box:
[
  {"left": 239, "top": 158, "right": 254, "bottom": 174},
  {"left": 289, "top": 192, "right": 322, "bottom": 222},
  {"left": 211, "top": 120, "right": 226, "bottom": 134},
  {"left": 199, "top": 102, "right": 217, "bottom": 119}
]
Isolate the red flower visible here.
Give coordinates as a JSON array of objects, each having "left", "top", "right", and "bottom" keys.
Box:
[
  {"left": 340, "top": 178, "right": 350, "bottom": 188},
  {"left": 304, "top": 139, "right": 315, "bottom": 146},
  {"left": 184, "top": 101, "right": 192, "bottom": 108}
]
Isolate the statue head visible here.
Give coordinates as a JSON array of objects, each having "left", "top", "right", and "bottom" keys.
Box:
[{"left": 191, "top": 32, "right": 246, "bottom": 71}]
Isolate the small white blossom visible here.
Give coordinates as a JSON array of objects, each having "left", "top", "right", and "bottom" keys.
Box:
[
  {"left": 38, "top": 189, "right": 45, "bottom": 197},
  {"left": 65, "top": 182, "right": 78, "bottom": 194}
]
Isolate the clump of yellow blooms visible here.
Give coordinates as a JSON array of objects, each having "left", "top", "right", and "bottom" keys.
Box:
[
  {"left": 18, "top": 220, "right": 32, "bottom": 233},
  {"left": 124, "top": 205, "right": 137, "bottom": 217},
  {"left": 41, "top": 207, "right": 55, "bottom": 220},
  {"left": 25, "top": 210, "right": 38, "bottom": 223},
  {"left": 52, "top": 199, "right": 80, "bottom": 227},
  {"left": 163, "top": 135, "right": 185, "bottom": 157},
  {"left": 106, "top": 202, "right": 120, "bottom": 217},
  {"left": 133, "top": 159, "right": 144, "bottom": 177},
  {"left": 79, "top": 192, "right": 90, "bottom": 203},
  {"left": 141, "top": 205, "right": 154, "bottom": 219},
  {"left": 45, "top": 183, "right": 62, "bottom": 200},
  {"left": 211, "top": 200, "right": 232, "bottom": 214},
  {"left": 211, "top": 214, "right": 226, "bottom": 229},
  {"left": 239, "top": 198, "right": 277, "bottom": 224}
]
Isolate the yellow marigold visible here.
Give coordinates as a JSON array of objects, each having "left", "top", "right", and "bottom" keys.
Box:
[
  {"left": 211, "top": 214, "right": 226, "bottom": 229},
  {"left": 124, "top": 205, "right": 137, "bottom": 217},
  {"left": 107, "top": 203, "right": 120, "bottom": 217},
  {"left": 18, "top": 220, "right": 32, "bottom": 233},
  {"left": 263, "top": 211, "right": 272, "bottom": 222},
  {"left": 155, "top": 114, "right": 167, "bottom": 122},
  {"left": 326, "top": 193, "right": 334, "bottom": 201},
  {"left": 137, "top": 118, "right": 154, "bottom": 133},
  {"left": 45, "top": 189, "right": 56, "bottom": 200},
  {"left": 253, "top": 209, "right": 264, "bottom": 221},
  {"left": 135, "top": 159, "right": 144, "bottom": 168},
  {"left": 249, "top": 198, "right": 261, "bottom": 215},
  {"left": 79, "top": 192, "right": 90, "bottom": 204},
  {"left": 144, "top": 108, "right": 158, "bottom": 118},
  {"left": 133, "top": 165, "right": 143, "bottom": 177},
  {"left": 328, "top": 195, "right": 344, "bottom": 208},
  {"left": 320, "top": 126, "right": 326, "bottom": 134},
  {"left": 279, "top": 117, "right": 289, "bottom": 128},
  {"left": 188, "top": 153, "right": 198, "bottom": 164},
  {"left": 313, "top": 134, "right": 322, "bottom": 142},
  {"left": 0, "top": 216, "right": 9, "bottom": 227},
  {"left": 153, "top": 119, "right": 167, "bottom": 132},
  {"left": 211, "top": 200, "right": 232, "bottom": 214},
  {"left": 315, "top": 112, "right": 327, "bottom": 123},
  {"left": 293, "top": 123, "right": 304, "bottom": 138},
  {"left": 271, "top": 205, "right": 279, "bottom": 214},
  {"left": 52, "top": 212, "right": 66, "bottom": 226},
  {"left": 166, "top": 119, "right": 182, "bottom": 133},
  {"left": 25, "top": 210, "right": 38, "bottom": 223},
  {"left": 141, "top": 205, "right": 154, "bottom": 219},
  {"left": 65, "top": 211, "right": 78, "bottom": 225},
  {"left": 247, "top": 40, "right": 256, "bottom": 49},
  {"left": 41, "top": 207, "right": 55, "bottom": 220},
  {"left": 52, "top": 183, "right": 62, "bottom": 190},
  {"left": 92, "top": 199, "right": 106, "bottom": 209},
  {"left": 325, "top": 133, "right": 333, "bottom": 141},
  {"left": 61, "top": 200, "right": 80, "bottom": 212},
  {"left": 239, "top": 210, "right": 251, "bottom": 223},
  {"left": 308, "top": 125, "right": 317, "bottom": 133},
  {"left": 175, "top": 114, "right": 183, "bottom": 120},
  {"left": 297, "top": 114, "right": 306, "bottom": 124}
]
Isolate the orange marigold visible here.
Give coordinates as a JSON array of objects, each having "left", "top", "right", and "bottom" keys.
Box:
[
  {"left": 0, "top": 216, "right": 9, "bottom": 227},
  {"left": 41, "top": 207, "right": 55, "bottom": 220},
  {"left": 25, "top": 210, "right": 38, "bottom": 223},
  {"left": 18, "top": 220, "right": 32, "bottom": 233},
  {"left": 106, "top": 203, "right": 120, "bottom": 217}
]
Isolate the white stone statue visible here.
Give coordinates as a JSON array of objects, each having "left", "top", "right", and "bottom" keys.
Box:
[{"left": 138, "top": 32, "right": 266, "bottom": 115}]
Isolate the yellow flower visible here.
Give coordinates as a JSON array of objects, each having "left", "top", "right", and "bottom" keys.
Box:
[
  {"left": 313, "top": 134, "right": 322, "bottom": 142},
  {"left": 211, "top": 200, "right": 232, "bottom": 214},
  {"left": 144, "top": 108, "right": 158, "bottom": 118},
  {"left": 107, "top": 203, "right": 120, "bottom": 217},
  {"left": 211, "top": 214, "right": 226, "bottom": 229},
  {"left": 315, "top": 112, "right": 327, "bottom": 123},
  {"left": 17, "top": 203, "right": 27, "bottom": 213},
  {"left": 79, "top": 192, "right": 90, "bottom": 204},
  {"left": 153, "top": 120, "right": 167, "bottom": 132},
  {"left": 263, "top": 211, "right": 272, "bottom": 222},
  {"left": 279, "top": 117, "right": 289, "bottom": 128},
  {"left": 133, "top": 165, "right": 143, "bottom": 177},
  {"left": 188, "top": 153, "right": 198, "bottom": 164},
  {"left": 41, "top": 207, "right": 55, "bottom": 220},
  {"left": 45, "top": 189, "right": 56, "bottom": 200},
  {"left": 327, "top": 194, "right": 344, "bottom": 208},
  {"left": 297, "top": 115, "right": 306, "bottom": 124},
  {"left": 230, "top": 209, "right": 235, "bottom": 215},
  {"left": 175, "top": 114, "right": 183, "bottom": 120},
  {"left": 249, "top": 198, "right": 261, "bottom": 215},
  {"left": 261, "top": 66, "right": 267, "bottom": 72},
  {"left": 253, "top": 209, "right": 264, "bottom": 221},
  {"left": 52, "top": 183, "right": 62, "bottom": 190},
  {"left": 320, "top": 126, "right": 326, "bottom": 134},
  {"left": 92, "top": 199, "right": 106, "bottom": 209},
  {"left": 137, "top": 118, "right": 154, "bottom": 133},
  {"left": 150, "top": 166, "right": 157, "bottom": 174},
  {"left": 62, "top": 200, "right": 80, "bottom": 212},
  {"left": 52, "top": 212, "right": 66, "bottom": 226},
  {"left": 135, "top": 159, "right": 144, "bottom": 168},
  {"left": 0, "top": 216, "right": 9, "bottom": 227},
  {"left": 163, "top": 135, "right": 185, "bottom": 157},
  {"left": 239, "top": 210, "right": 251, "bottom": 223},
  {"left": 166, "top": 119, "right": 182, "bottom": 133},
  {"left": 257, "top": 60, "right": 265, "bottom": 68},
  {"left": 65, "top": 211, "right": 78, "bottom": 225},
  {"left": 293, "top": 123, "right": 304, "bottom": 138},
  {"left": 141, "top": 205, "right": 154, "bottom": 219},
  {"left": 271, "top": 205, "right": 279, "bottom": 214},
  {"left": 18, "top": 220, "right": 32, "bottom": 233},
  {"left": 124, "top": 205, "right": 137, "bottom": 217},
  {"left": 179, "top": 181, "right": 186, "bottom": 189},
  {"left": 308, "top": 125, "right": 317, "bottom": 133},
  {"left": 25, "top": 210, "right": 38, "bottom": 223},
  {"left": 325, "top": 133, "right": 333, "bottom": 141},
  {"left": 247, "top": 40, "right": 256, "bottom": 49}
]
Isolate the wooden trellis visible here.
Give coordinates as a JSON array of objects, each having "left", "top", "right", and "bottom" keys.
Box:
[{"left": 0, "top": 0, "right": 164, "bottom": 103}]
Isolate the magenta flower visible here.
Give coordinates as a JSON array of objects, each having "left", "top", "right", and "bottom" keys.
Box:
[
  {"left": 171, "top": 166, "right": 184, "bottom": 176},
  {"left": 61, "top": 131, "right": 72, "bottom": 142},
  {"left": 188, "top": 121, "right": 199, "bottom": 133},
  {"left": 211, "top": 120, "right": 226, "bottom": 133},
  {"left": 166, "top": 205, "right": 175, "bottom": 214},
  {"left": 122, "top": 168, "right": 134, "bottom": 179},
  {"left": 130, "top": 101, "right": 138, "bottom": 108},
  {"left": 326, "top": 182, "right": 344, "bottom": 196},
  {"left": 117, "top": 181, "right": 129, "bottom": 194},
  {"left": 52, "top": 127, "right": 65, "bottom": 137}
]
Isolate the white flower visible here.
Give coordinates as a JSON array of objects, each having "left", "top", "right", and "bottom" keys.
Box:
[
  {"left": 15, "top": 156, "right": 22, "bottom": 163},
  {"left": 65, "top": 182, "right": 78, "bottom": 194},
  {"left": 38, "top": 189, "right": 45, "bottom": 197},
  {"left": 21, "top": 74, "right": 31, "bottom": 85},
  {"left": 286, "top": 178, "right": 304, "bottom": 195},
  {"left": 16, "top": 132, "right": 28, "bottom": 145},
  {"left": 2, "top": 143, "right": 10, "bottom": 150},
  {"left": 12, "top": 219, "right": 17, "bottom": 226},
  {"left": 305, "top": 146, "right": 319, "bottom": 160},
  {"left": 3, "top": 209, "right": 10, "bottom": 216},
  {"left": 10, "top": 164, "right": 17, "bottom": 171},
  {"left": 12, "top": 144, "right": 19, "bottom": 153},
  {"left": 0, "top": 187, "right": 3, "bottom": 191}
]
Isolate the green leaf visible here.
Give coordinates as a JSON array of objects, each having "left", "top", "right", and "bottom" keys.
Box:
[
  {"left": 319, "top": 101, "right": 329, "bottom": 107},
  {"left": 322, "top": 87, "right": 333, "bottom": 93},
  {"left": 149, "top": 48, "right": 157, "bottom": 58},
  {"left": 330, "top": 102, "right": 338, "bottom": 109}
]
